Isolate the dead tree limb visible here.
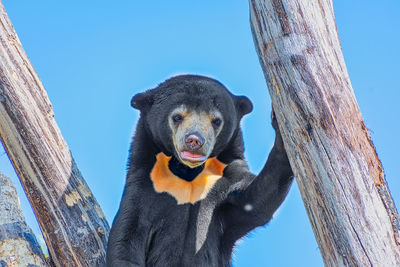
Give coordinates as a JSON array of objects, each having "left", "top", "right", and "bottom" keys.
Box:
[
  {"left": 0, "top": 173, "right": 48, "bottom": 266},
  {"left": 250, "top": 0, "right": 400, "bottom": 266},
  {"left": 0, "top": 2, "right": 109, "bottom": 266}
]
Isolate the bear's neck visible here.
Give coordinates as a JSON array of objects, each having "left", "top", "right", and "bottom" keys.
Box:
[{"left": 168, "top": 156, "right": 205, "bottom": 182}]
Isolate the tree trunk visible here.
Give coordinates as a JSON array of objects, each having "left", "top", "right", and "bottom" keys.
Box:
[
  {"left": 0, "top": 173, "right": 49, "bottom": 266},
  {"left": 250, "top": 0, "right": 400, "bottom": 266},
  {"left": 0, "top": 2, "right": 110, "bottom": 266}
]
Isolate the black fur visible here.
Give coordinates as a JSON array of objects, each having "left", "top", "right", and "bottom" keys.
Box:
[
  {"left": 107, "top": 75, "right": 293, "bottom": 267},
  {"left": 168, "top": 156, "right": 204, "bottom": 182}
]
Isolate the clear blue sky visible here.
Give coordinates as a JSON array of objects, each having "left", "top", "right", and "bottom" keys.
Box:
[{"left": 0, "top": 1, "right": 399, "bottom": 266}]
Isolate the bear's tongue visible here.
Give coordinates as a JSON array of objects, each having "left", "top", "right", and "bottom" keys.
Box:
[{"left": 181, "top": 151, "right": 205, "bottom": 161}]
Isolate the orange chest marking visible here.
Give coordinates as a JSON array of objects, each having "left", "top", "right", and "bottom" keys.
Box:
[{"left": 150, "top": 153, "right": 226, "bottom": 204}]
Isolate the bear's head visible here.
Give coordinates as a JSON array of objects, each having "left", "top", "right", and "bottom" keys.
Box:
[{"left": 131, "top": 75, "right": 252, "bottom": 168}]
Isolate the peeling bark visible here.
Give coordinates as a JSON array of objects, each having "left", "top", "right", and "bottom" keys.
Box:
[
  {"left": 0, "top": 1, "right": 109, "bottom": 266},
  {"left": 250, "top": 0, "right": 400, "bottom": 266}
]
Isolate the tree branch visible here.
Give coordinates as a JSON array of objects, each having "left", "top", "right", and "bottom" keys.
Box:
[
  {"left": 250, "top": 0, "right": 400, "bottom": 265},
  {"left": 0, "top": 1, "right": 110, "bottom": 266}
]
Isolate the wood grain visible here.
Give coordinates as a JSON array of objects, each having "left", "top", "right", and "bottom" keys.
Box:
[
  {"left": 0, "top": 2, "right": 109, "bottom": 266},
  {"left": 250, "top": 0, "right": 400, "bottom": 266}
]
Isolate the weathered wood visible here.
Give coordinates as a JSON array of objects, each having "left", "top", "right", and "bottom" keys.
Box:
[
  {"left": 0, "top": 173, "right": 48, "bottom": 266},
  {"left": 250, "top": 0, "right": 400, "bottom": 266},
  {"left": 0, "top": 2, "right": 110, "bottom": 266}
]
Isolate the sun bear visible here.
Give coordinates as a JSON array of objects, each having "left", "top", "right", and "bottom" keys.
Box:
[{"left": 106, "top": 75, "right": 293, "bottom": 267}]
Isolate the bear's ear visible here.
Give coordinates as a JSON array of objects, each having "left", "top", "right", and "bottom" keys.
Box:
[
  {"left": 235, "top": 95, "right": 253, "bottom": 117},
  {"left": 131, "top": 91, "right": 154, "bottom": 111}
]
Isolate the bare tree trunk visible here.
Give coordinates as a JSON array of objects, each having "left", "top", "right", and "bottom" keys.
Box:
[
  {"left": 250, "top": 0, "right": 400, "bottom": 266},
  {"left": 0, "top": 2, "right": 110, "bottom": 266},
  {"left": 0, "top": 173, "right": 49, "bottom": 266}
]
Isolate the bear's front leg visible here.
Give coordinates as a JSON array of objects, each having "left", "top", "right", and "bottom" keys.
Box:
[
  {"left": 219, "top": 110, "right": 294, "bottom": 241},
  {"left": 107, "top": 179, "right": 149, "bottom": 267}
]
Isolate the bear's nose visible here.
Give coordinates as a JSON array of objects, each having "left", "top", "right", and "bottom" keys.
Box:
[{"left": 185, "top": 132, "right": 204, "bottom": 150}]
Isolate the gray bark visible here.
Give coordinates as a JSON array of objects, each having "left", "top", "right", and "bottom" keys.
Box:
[
  {"left": 250, "top": 0, "right": 400, "bottom": 266},
  {"left": 0, "top": 1, "right": 110, "bottom": 266},
  {"left": 0, "top": 173, "right": 48, "bottom": 267}
]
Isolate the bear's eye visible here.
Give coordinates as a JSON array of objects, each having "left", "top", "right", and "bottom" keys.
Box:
[
  {"left": 212, "top": 118, "right": 222, "bottom": 128},
  {"left": 172, "top": 114, "right": 184, "bottom": 123}
]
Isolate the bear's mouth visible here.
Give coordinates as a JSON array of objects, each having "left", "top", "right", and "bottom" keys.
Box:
[{"left": 180, "top": 151, "right": 207, "bottom": 163}]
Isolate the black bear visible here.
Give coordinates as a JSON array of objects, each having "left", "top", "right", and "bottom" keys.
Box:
[{"left": 107, "top": 75, "right": 293, "bottom": 267}]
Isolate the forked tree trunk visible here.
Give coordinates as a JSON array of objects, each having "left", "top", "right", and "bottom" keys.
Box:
[
  {"left": 250, "top": 0, "right": 400, "bottom": 266},
  {"left": 0, "top": 1, "right": 110, "bottom": 266}
]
